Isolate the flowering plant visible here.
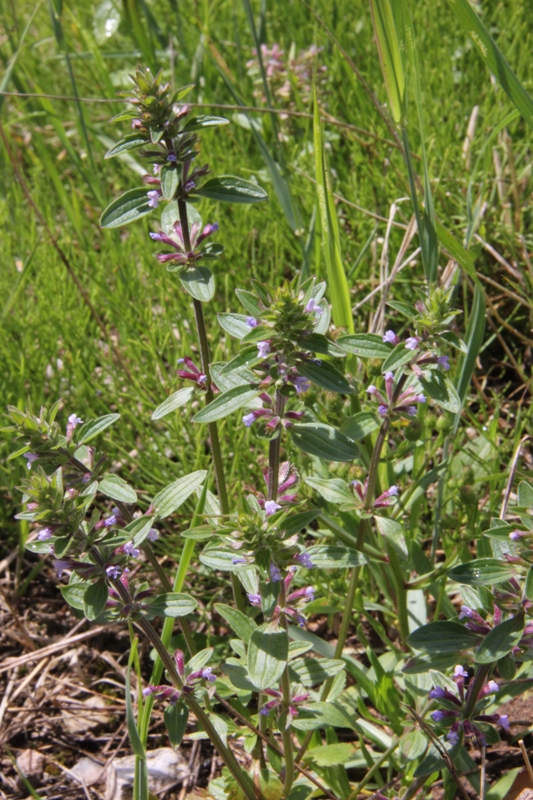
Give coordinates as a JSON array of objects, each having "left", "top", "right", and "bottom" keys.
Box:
[{"left": 6, "top": 64, "right": 533, "bottom": 800}]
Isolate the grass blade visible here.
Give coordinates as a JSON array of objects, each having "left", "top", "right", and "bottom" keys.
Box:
[
  {"left": 369, "top": 0, "right": 406, "bottom": 125},
  {"left": 313, "top": 94, "right": 353, "bottom": 332},
  {"left": 447, "top": 0, "right": 533, "bottom": 130}
]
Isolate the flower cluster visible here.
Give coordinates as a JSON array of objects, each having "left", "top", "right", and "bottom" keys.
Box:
[
  {"left": 367, "top": 372, "right": 426, "bottom": 418},
  {"left": 150, "top": 220, "right": 220, "bottom": 271},
  {"left": 248, "top": 569, "right": 315, "bottom": 627},
  {"left": 429, "top": 665, "right": 509, "bottom": 745},
  {"left": 259, "top": 686, "right": 310, "bottom": 722},
  {"left": 244, "top": 462, "right": 299, "bottom": 511},
  {"left": 143, "top": 649, "right": 216, "bottom": 705},
  {"left": 351, "top": 479, "right": 399, "bottom": 510},
  {"left": 242, "top": 392, "right": 305, "bottom": 435}
]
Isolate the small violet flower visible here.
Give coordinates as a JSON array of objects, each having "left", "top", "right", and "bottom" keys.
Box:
[
  {"left": 24, "top": 453, "right": 39, "bottom": 469},
  {"left": 437, "top": 355, "right": 450, "bottom": 370},
  {"left": 265, "top": 500, "right": 282, "bottom": 516},
  {"left": 247, "top": 593, "right": 262, "bottom": 607},
  {"left": 405, "top": 337, "right": 420, "bottom": 351},
  {"left": 246, "top": 317, "right": 258, "bottom": 328},
  {"left": 257, "top": 341, "right": 271, "bottom": 359},
  {"left": 147, "top": 190, "right": 161, "bottom": 208},
  {"left": 106, "top": 565, "right": 122, "bottom": 579},
  {"left": 383, "top": 330, "right": 400, "bottom": 345},
  {"left": 295, "top": 552, "right": 314, "bottom": 569},
  {"left": 305, "top": 298, "right": 322, "bottom": 316},
  {"left": 270, "top": 563, "right": 282, "bottom": 581},
  {"left": 123, "top": 541, "right": 140, "bottom": 558},
  {"left": 147, "top": 528, "right": 159, "bottom": 542},
  {"left": 37, "top": 527, "right": 54, "bottom": 541}
]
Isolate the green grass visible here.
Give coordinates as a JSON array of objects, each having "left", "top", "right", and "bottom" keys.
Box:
[{"left": 1, "top": 0, "right": 533, "bottom": 554}]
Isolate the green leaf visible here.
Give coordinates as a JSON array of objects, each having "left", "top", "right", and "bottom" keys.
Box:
[
  {"left": 222, "top": 661, "right": 257, "bottom": 692},
  {"left": 105, "top": 133, "right": 147, "bottom": 159},
  {"left": 282, "top": 509, "right": 321, "bottom": 536},
  {"left": 337, "top": 333, "right": 392, "bottom": 359},
  {"left": 407, "top": 621, "right": 480, "bottom": 653},
  {"left": 418, "top": 372, "right": 461, "bottom": 414},
  {"left": 448, "top": 559, "right": 516, "bottom": 586},
  {"left": 447, "top": 0, "right": 533, "bottom": 130},
  {"left": 517, "top": 481, "right": 533, "bottom": 509},
  {"left": 126, "top": 639, "right": 146, "bottom": 759},
  {"left": 381, "top": 346, "right": 414, "bottom": 374},
  {"left": 306, "top": 742, "right": 356, "bottom": 766},
  {"left": 152, "top": 470, "right": 207, "bottom": 518},
  {"left": 218, "top": 313, "right": 255, "bottom": 339},
  {"left": 526, "top": 567, "right": 533, "bottom": 602},
  {"left": 236, "top": 288, "right": 263, "bottom": 317},
  {"left": 100, "top": 187, "right": 154, "bottom": 228},
  {"left": 99, "top": 474, "right": 137, "bottom": 504},
  {"left": 60, "top": 582, "right": 88, "bottom": 611},
  {"left": 26, "top": 540, "right": 53, "bottom": 554},
  {"left": 182, "top": 115, "right": 230, "bottom": 132},
  {"left": 399, "top": 729, "right": 428, "bottom": 762},
  {"left": 76, "top": 413, "right": 120, "bottom": 444},
  {"left": 290, "top": 657, "right": 345, "bottom": 686},
  {"left": 83, "top": 580, "right": 108, "bottom": 621},
  {"left": 247, "top": 623, "right": 288, "bottom": 690},
  {"left": 474, "top": 612, "right": 525, "bottom": 664},
  {"left": 485, "top": 768, "right": 522, "bottom": 800},
  {"left": 164, "top": 702, "right": 188, "bottom": 748},
  {"left": 340, "top": 412, "right": 380, "bottom": 441},
  {"left": 193, "top": 385, "right": 259, "bottom": 424},
  {"left": 200, "top": 548, "right": 253, "bottom": 572},
  {"left": 290, "top": 423, "right": 360, "bottom": 462},
  {"left": 297, "top": 360, "right": 353, "bottom": 394},
  {"left": 145, "top": 592, "right": 198, "bottom": 618},
  {"left": 301, "top": 333, "right": 346, "bottom": 358},
  {"left": 194, "top": 176, "right": 267, "bottom": 204},
  {"left": 214, "top": 603, "right": 257, "bottom": 641},
  {"left": 305, "top": 477, "right": 353, "bottom": 505},
  {"left": 180, "top": 266, "right": 214, "bottom": 302},
  {"left": 160, "top": 165, "right": 179, "bottom": 201},
  {"left": 375, "top": 516, "right": 408, "bottom": 559},
  {"left": 306, "top": 545, "right": 366, "bottom": 569},
  {"left": 152, "top": 387, "right": 194, "bottom": 420}
]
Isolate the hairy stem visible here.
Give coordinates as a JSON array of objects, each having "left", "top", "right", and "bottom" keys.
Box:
[
  {"left": 279, "top": 581, "right": 294, "bottom": 798},
  {"left": 267, "top": 390, "right": 285, "bottom": 501},
  {"left": 177, "top": 197, "right": 244, "bottom": 611}
]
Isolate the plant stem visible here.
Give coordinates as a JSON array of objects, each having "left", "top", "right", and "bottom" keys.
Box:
[
  {"left": 463, "top": 664, "right": 491, "bottom": 719},
  {"left": 177, "top": 197, "right": 244, "bottom": 611},
  {"left": 279, "top": 580, "right": 294, "bottom": 798},
  {"left": 93, "top": 547, "right": 257, "bottom": 800},
  {"left": 267, "top": 390, "right": 285, "bottom": 501}
]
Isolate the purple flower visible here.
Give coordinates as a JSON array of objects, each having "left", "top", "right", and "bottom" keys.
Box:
[
  {"left": 147, "top": 528, "right": 159, "bottom": 542},
  {"left": 257, "top": 341, "right": 271, "bottom": 358},
  {"left": 378, "top": 404, "right": 388, "bottom": 416},
  {"left": 167, "top": 153, "right": 177, "bottom": 162},
  {"left": 265, "top": 500, "right": 282, "bottom": 516},
  {"left": 295, "top": 552, "right": 314, "bottom": 569},
  {"left": 243, "top": 412, "right": 256, "bottom": 427},
  {"left": 53, "top": 559, "right": 71, "bottom": 578},
  {"left": 150, "top": 232, "right": 163, "bottom": 241},
  {"left": 200, "top": 667, "right": 216, "bottom": 683},
  {"left": 292, "top": 376, "right": 310, "bottom": 394},
  {"left": 407, "top": 406, "right": 417, "bottom": 417},
  {"left": 367, "top": 385, "right": 378, "bottom": 395},
  {"left": 37, "top": 527, "right": 53, "bottom": 541},
  {"left": 106, "top": 565, "right": 122, "bottom": 579},
  {"left": 454, "top": 665, "right": 469, "bottom": 679},
  {"left": 431, "top": 710, "right": 446, "bottom": 721},
  {"left": 123, "top": 541, "right": 140, "bottom": 558},
  {"left": 68, "top": 414, "right": 83, "bottom": 427},
  {"left": 270, "top": 563, "right": 282, "bottom": 581},
  {"left": 374, "top": 485, "right": 399, "bottom": 508},
  {"left": 383, "top": 330, "right": 400, "bottom": 344},
  {"left": 499, "top": 714, "right": 510, "bottom": 730},
  {"left": 147, "top": 190, "right": 160, "bottom": 208},
  {"left": 184, "top": 179, "right": 196, "bottom": 192},
  {"left": 405, "top": 337, "right": 419, "bottom": 351},
  {"left": 510, "top": 530, "right": 525, "bottom": 541},
  {"left": 246, "top": 317, "right": 258, "bottom": 328},
  {"left": 305, "top": 298, "right": 322, "bottom": 316},
  {"left": 415, "top": 394, "right": 426, "bottom": 403},
  {"left": 248, "top": 593, "right": 262, "bottom": 606},
  {"left": 232, "top": 557, "right": 248, "bottom": 565},
  {"left": 437, "top": 356, "right": 450, "bottom": 370},
  {"left": 24, "top": 453, "right": 39, "bottom": 469}
]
